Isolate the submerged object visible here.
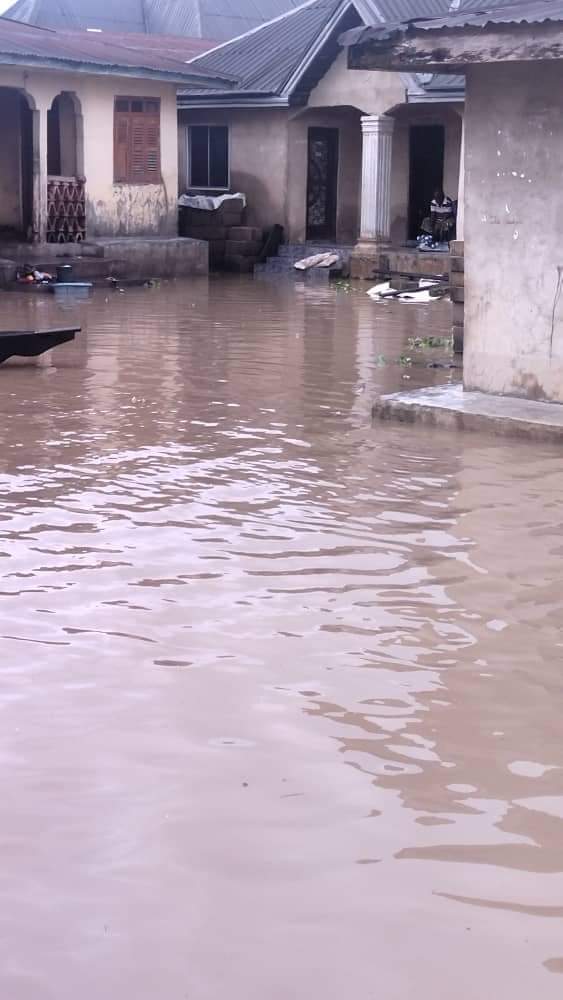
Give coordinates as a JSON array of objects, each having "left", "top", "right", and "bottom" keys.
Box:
[{"left": 0, "top": 327, "right": 80, "bottom": 365}]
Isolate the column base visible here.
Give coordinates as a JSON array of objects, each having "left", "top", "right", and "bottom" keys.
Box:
[{"left": 350, "top": 240, "right": 392, "bottom": 280}]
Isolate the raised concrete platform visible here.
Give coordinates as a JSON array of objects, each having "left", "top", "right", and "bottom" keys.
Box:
[
  {"left": 351, "top": 247, "right": 450, "bottom": 281},
  {"left": 0, "top": 236, "right": 208, "bottom": 285},
  {"left": 94, "top": 237, "right": 208, "bottom": 280},
  {"left": 373, "top": 384, "right": 563, "bottom": 442}
]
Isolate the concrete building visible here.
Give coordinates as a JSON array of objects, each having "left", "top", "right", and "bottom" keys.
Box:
[
  {"left": 0, "top": 17, "right": 228, "bottom": 277},
  {"left": 179, "top": 0, "right": 465, "bottom": 272},
  {"left": 344, "top": 0, "right": 563, "bottom": 404}
]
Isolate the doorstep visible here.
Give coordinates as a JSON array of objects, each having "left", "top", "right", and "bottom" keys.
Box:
[{"left": 373, "top": 383, "right": 563, "bottom": 442}]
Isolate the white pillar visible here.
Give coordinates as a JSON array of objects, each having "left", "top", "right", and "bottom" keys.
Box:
[
  {"left": 456, "top": 114, "right": 465, "bottom": 241},
  {"left": 358, "top": 114, "right": 395, "bottom": 245}
]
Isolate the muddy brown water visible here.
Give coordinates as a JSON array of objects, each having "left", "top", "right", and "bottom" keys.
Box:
[{"left": 1, "top": 276, "right": 563, "bottom": 999}]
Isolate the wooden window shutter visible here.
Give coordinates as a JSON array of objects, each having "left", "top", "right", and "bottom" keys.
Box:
[
  {"left": 114, "top": 99, "right": 161, "bottom": 184},
  {"left": 114, "top": 111, "right": 129, "bottom": 183}
]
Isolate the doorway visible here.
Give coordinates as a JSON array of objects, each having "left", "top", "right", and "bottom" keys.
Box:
[
  {"left": 408, "top": 124, "right": 445, "bottom": 239},
  {"left": 0, "top": 89, "right": 34, "bottom": 241},
  {"left": 306, "top": 127, "right": 339, "bottom": 241}
]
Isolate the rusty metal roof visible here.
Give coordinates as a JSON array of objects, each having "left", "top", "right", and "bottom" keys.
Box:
[
  {"left": 407, "top": 0, "right": 563, "bottom": 29},
  {"left": 343, "top": 0, "right": 563, "bottom": 46},
  {"left": 0, "top": 16, "right": 233, "bottom": 83},
  {"left": 4, "top": 0, "right": 307, "bottom": 41}
]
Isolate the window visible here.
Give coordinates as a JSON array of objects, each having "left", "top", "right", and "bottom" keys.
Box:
[
  {"left": 188, "top": 125, "right": 229, "bottom": 189},
  {"left": 114, "top": 97, "right": 161, "bottom": 184}
]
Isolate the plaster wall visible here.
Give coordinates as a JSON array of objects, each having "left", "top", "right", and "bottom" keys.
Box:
[
  {"left": 179, "top": 109, "right": 290, "bottom": 233},
  {"left": 0, "top": 89, "right": 23, "bottom": 230},
  {"left": 464, "top": 62, "right": 563, "bottom": 401},
  {"left": 287, "top": 107, "right": 362, "bottom": 243},
  {"left": 0, "top": 66, "right": 179, "bottom": 239},
  {"left": 308, "top": 51, "right": 405, "bottom": 116}
]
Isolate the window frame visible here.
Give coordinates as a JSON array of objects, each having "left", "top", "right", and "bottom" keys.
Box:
[
  {"left": 113, "top": 96, "right": 162, "bottom": 186},
  {"left": 187, "top": 124, "right": 230, "bottom": 191}
]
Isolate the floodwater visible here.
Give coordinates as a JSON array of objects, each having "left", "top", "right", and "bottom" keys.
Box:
[{"left": 1, "top": 276, "right": 563, "bottom": 1000}]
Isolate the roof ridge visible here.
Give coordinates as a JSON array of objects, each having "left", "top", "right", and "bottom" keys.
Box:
[{"left": 187, "top": 0, "right": 325, "bottom": 65}]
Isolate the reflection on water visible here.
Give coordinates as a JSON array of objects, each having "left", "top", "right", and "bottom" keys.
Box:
[{"left": 1, "top": 277, "right": 563, "bottom": 999}]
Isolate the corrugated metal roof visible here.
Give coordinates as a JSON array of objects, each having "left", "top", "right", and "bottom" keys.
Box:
[
  {"left": 4, "top": 0, "right": 306, "bottom": 40},
  {"left": 0, "top": 16, "right": 232, "bottom": 82},
  {"left": 413, "top": 0, "right": 563, "bottom": 29},
  {"left": 184, "top": 0, "right": 350, "bottom": 97},
  {"left": 344, "top": 0, "right": 563, "bottom": 44}
]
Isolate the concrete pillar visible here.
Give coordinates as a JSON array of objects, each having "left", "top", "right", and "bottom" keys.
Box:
[
  {"left": 456, "top": 114, "right": 465, "bottom": 241},
  {"left": 35, "top": 102, "right": 49, "bottom": 243},
  {"left": 358, "top": 114, "right": 395, "bottom": 246}
]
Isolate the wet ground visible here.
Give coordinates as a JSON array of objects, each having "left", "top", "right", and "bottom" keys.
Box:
[{"left": 1, "top": 276, "right": 563, "bottom": 999}]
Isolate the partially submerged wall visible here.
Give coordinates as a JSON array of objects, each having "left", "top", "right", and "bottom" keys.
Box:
[
  {"left": 0, "top": 66, "right": 179, "bottom": 240},
  {"left": 464, "top": 62, "right": 563, "bottom": 401},
  {"left": 286, "top": 107, "right": 362, "bottom": 243},
  {"left": 0, "top": 89, "right": 23, "bottom": 230},
  {"left": 179, "top": 109, "right": 290, "bottom": 234}
]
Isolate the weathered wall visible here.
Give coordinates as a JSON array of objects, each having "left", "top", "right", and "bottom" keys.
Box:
[
  {"left": 0, "top": 66, "right": 179, "bottom": 239},
  {"left": 287, "top": 107, "right": 362, "bottom": 243},
  {"left": 179, "top": 109, "right": 290, "bottom": 233},
  {"left": 308, "top": 50, "right": 405, "bottom": 115},
  {"left": 389, "top": 104, "right": 462, "bottom": 244},
  {"left": 464, "top": 62, "right": 563, "bottom": 401},
  {"left": 79, "top": 76, "right": 178, "bottom": 237},
  {"left": 0, "top": 89, "right": 23, "bottom": 230}
]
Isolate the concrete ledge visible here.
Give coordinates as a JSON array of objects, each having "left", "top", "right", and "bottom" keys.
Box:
[
  {"left": 93, "top": 237, "right": 208, "bottom": 279},
  {"left": 373, "top": 384, "right": 563, "bottom": 441}
]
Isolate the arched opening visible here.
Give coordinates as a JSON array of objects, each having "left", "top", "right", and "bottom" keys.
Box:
[
  {"left": 0, "top": 88, "right": 35, "bottom": 242},
  {"left": 47, "top": 92, "right": 86, "bottom": 243}
]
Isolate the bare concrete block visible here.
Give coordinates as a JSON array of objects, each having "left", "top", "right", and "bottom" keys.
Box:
[
  {"left": 216, "top": 198, "right": 245, "bottom": 215},
  {"left": 450, "top": 256, "right": 465, "bottom": 273},
  {"left": 452, "top": 324, "right": 464, "bottom": 355},
  {"left": 224, "top": 254, "right": 257, "bottom": 273},
  {"left": 225, "top": 240, "right": 262, "bottom": 257},
  {"left": 452, "top": 301, "right": 465, "bottom": 325},
  {"left": 187, "top": 225, "right": 228, "bottom": 241},
  {"left": 451, "top": 285, "right": 465, "bottom": 305},
  {"left": 450, "top": 240, "right": 464, "bottom": 257},
  {"left": 450, "top": 269, "right": 465, "bottom": 288},
  {"left": 227, "top": 226, "right": 262, "bottom": 241}
]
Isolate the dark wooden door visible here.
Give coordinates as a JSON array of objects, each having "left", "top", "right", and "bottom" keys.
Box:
[
  {"left": 306, "top": 127, "right": 339, "bottom": 241},
  {"left": 408, "top": 124, "right": 445, "bottom": 239}
]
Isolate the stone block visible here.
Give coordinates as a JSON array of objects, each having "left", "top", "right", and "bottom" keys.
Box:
[
  {"left": 187, "top": 225, "right": 228, "bottom": 241},
  {"left": 93, "top": 237, "right": 208, "bottom": 279},
  {"left": 450, "top": 240, "right": 464, "bottom": 257},
  {"left": 450, "top": 255, "right": 465, "bottom": 273},
  {"left": 451, "top": 285, "right": 464, "bottom": 305},
  {"left": 216, "top": 198, "right": 245, "bottom": 218},
  {"left": 450, "top": 269, "right": 465, "bottom": 288},
  {"left": 225, "top": 240, "right": 262, "bottom": 257},
  {"left": 227, "top": 226, "right": 262, "bottom": 241},
  {"left": 224, "top": 254, "right": 258, "bottom": 273},
  {"left": 452, "top": 300, "right": 465, "bottom": 325},
  {"left": 453, "top": 323, "right": 464, "bottom": 355}
]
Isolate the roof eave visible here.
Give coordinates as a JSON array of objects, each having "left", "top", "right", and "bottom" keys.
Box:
[
  {"left": 345, "top": 20, "right": 563, "bottom": 73},
  {"left": 178, "top": 93, "right": 290, "bottom": 109},
  {"left": 280, "top": 0, "right": 354, "bottom": 99},
  {"left": 406, "top": 89, "right": 464, "bottom": 102},
  {"left": 0, "top": 51, "right": 230, "bottom": 87}
]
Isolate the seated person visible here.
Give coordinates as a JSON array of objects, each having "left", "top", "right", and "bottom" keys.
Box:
[{"left": 430, "top": 189, "right": 455, "bottom": 243}]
